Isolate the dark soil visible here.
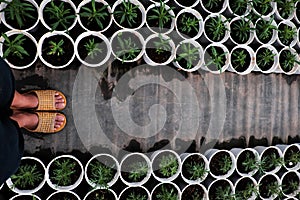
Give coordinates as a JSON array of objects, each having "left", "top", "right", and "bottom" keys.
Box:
[
  {"left": 281, "top": 171, "right": 299, "bottom": 195},
  {"left": 258, "top": 174, "right": 278, "bottom": 198},
  {"left": 176, "top": 12, "right": 199, "bottom": 38},
  {"left": 152, "top": 183, "right": 179, "bottom": 200},
  {"left": 176, "top": 0, "right": 198, "bottom": 7},
  {"left": 145, "top": 37, "right": 172, "bottom": 64},
  {"left": 78, "top": 1, "right": 111, "bottom": 31},
  {"left": 297, "top": 3, "right": 300, "bottom": 21},
  {"left": 261, "top": 147, "right": 280, "bottom": 172},
  {"left": 205, "top": 46, "right": 226, "bottom": 72},
  {"left": 2, "top": 34, "right": 37, "bottom": 67},
  {"left": 121, "top": 154, "right": 148, "bottom": 183},
  {"left": 284, "top": 145, "right": 300, "bottom": 169},
  {"left": 146, "top": 8, "right": 173, "bottom": 33},
  {"left": 235, "top": 177, "right": 255, "bottom": 199},
  {"left": 119, "top": 186, "right": 149, "bottom": 200},
  {"left": 230, "top": 19, "right": 250, "bottom": 44},
  {"left": 231, "top": 48, "right": 251, "bottom": 73},
  {"left": 152, "top": 151, "right": 179, "bottom": 179},
  {"left": 278, "top": 24, "right": 295, "bottom": 46},
  {"left": 209, "top": 151, "right": 232, "bottom": 176},
  {"left": 279, "top": 50, "right": 295, "bottom": 73},
  {"left": 48, "top": 157, "right": 82, "bottom": 187},
  {"left": 202, "top": 0, "right": 225, "bottom": 13},
  {"left": 208, "top": 179, "right": 232, "bottom": 200},
  {"left": 48, "top": 192, "right": 79, "bottom": 200},
  {"left": 41, "top": 34, "right": 74, "bottom": 67},
  {"left": 182, "top": 154, "right": 206, "bottom": 180},
  {"left": 204, "top": 17, "right": 226, "bottom": 42},
  {"left": 42, "top": 0, "right": 76, "bottom": 31},
  {"left": 182, "top": 184, "right": 205, "bottom": 200},
  {"left": 77, "top": 35, "right": 108, "bottom": 65},
  {"left": 113, "top": 2, "right": 143, "bottom": 29},
  {"left": 253, "top": 2, "right": 272, "bottom": 15},
  {"left": 85, "top": 189, "right": 116, "bottom": 200},
  {"left": 236, "top": 149, "right": 256, "bottom": 174},
  {"left": 256, "top": 47, "right": 275, "bottom": 71}
]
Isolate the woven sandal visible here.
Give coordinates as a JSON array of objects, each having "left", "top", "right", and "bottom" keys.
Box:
[
  {"left": 25, "top": 112, "right": 66, "bottom": 133},
  {"left": 27, "top": 90, "right": 67, "bottom": 111}
]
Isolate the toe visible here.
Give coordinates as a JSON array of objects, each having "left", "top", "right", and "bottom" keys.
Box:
[{"left": 55, "top": 114, "right": 65, "bottom": 122}]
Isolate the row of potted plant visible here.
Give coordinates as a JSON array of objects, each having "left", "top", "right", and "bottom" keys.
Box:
[
  {"left": 0, "top": 0, "right": 300, "bottom": 33},
  {"left": 3, "top": 144, "right": 300, "bottom": 198}
]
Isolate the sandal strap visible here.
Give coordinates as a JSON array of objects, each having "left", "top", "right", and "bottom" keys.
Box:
[
  {"left": 30, "top": 90, "right": 66, "bottom": 111},
  {"left": 29, "top": 112, "right": 65, "bottom": 133}
]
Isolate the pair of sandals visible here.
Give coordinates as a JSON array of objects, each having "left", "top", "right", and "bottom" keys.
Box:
[{"left": 22, "top": 90, "right": 67, "bottom": 133}]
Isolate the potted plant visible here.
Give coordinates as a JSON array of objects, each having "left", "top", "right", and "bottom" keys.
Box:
[
  {"left": 151, "top": 150, "right": 181, "bottom": 182},
  {"left": 119, "top": 153, "right": 151, "bottom": 186},
  {"left": 255, "top": 45, "right": 279, "bottom": 73},
  {"left": 6, "top": 157, "right": 46, "bottom": 194},
  {"left": 255, "top": 146, "right": 284, "bottom": 174},
  {"left": 75, "top": 31, "right": 111, "bottom": 67},
  {"left": 119, "top": 186, "right": 150, "bottom": 200},
  {"left": 229, "top": 45, "right": 255, "bottom": 75},
  {"left": 144, "top": 33, "right": 175, "bottom": 66},
  {"left": 278, "top": 47, "right": 300, "bottom": 75},
  {"left": 47, "top": 191, "right": 80, "bottom": 200},
  {"left": 275, "top": 0, "right": 298, "bottom": 20},
  {"left": 277, "top": 144, "right": 300, "bottom": 170},
  {"left": 85, "top": 153, "right": 119, "bottom": 189},
  {"left": 203, "top": 43, "right": 229, "bottom": 74},
  {"left": 38, "top": 31, "right": 75, "bottom": 69},
  {"left": 229, "top": 16, "right": 255, "bottom": 45},
  {"left": 0, "top": 30, "right": 38, "bottom": 69},
  {"left": 173, "top": 40, "right": 203, "bottom": 72},
  {"left": 112, "top": 0, "right": 145, "bottom": 30},
  {"left": 258, "top": 173, "right": 282, "bottom": 200},
  {"left": 39, "top": 0, "right": 77, "bottom": 32},
  {"left": 255, "top": 17, "right": 278, "bottom": 45},
  {"left": 180, "top": 153, "right": 209, "bottom": 184},
  {"left": 208, "top": 179, "right": 235, "bottom": 200},
  {"left": 227, "top": 0, "right": 251, "bottom": 16},
  {"left": 200, "top": 0, "right": 228, "bottom": 14},
  {"left": 181, "top": 184, "right": 208, "bottom": 200},
  {"left": 0, "top": 0, "right": 39, "bottom": 31},
  {"left": 203, "top": 14, "right": 230, "bottom": 43},
  {"left": 77, "top": 0, "right": 112, "bottom": 32},
  {"left": 110, "top": 29, "right": 144, "bottom": 63},
  {"left": 175, "top": 8, "right": 203, "bottom": 40},
  {"left": 252, "top": 0, "right": 276, "bottom": 17},
  {"left": 231, "top": 148, "right": 259, "bottom": 177},
  {"left": 151, "top": 182, "right": 181, "bottom": 200},
  {"left": 146, "top": 1, "right": 175, "bottom": 34},
  {"left": 46, "top": 155, "right": 84, "bottom": 191},
  {"left": 174, "top": 0, "right": 199, "bottom": 8},
  {"left": 295, "top": 2, "right": 300, "bottom": 24},
  {"left": 234, "top": 176, "right": 258, "bottom": 200},
  {"left": 9, "top": 194, "right": 41, "bottom": 200},
  {"left": 84, "top": 188, "right": 117, "bottom": 200},
  {"left": 281, "top": 171, "right": 300, "bottom": 198},
  {"left": 277, "top": 20, "right": 297, "bottom": 47},
  {"left": 205, "top": 149, "right": 235, "bottom": 179}
]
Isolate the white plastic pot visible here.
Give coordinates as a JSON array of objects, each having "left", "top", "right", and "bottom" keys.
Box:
[
  {"left": 84, "top": 188, "right": 117, "bottom": 200},
  {"left": 255, "top": 44, "right": 279, "bottom": 74},
  {"left": 275, "top": 0, "right": 295, "bottom": 21},
  {"left": 46, "top": 155, "right": 84, "bottom": 191},
  {"left": 85, "top": 153, "right": 120, "bottom": 189},
  {"left": 200, "top": 0, "right": 228, "bottom": 14},
  {"left": 119, "top": 186, "right": 150, "bottom": 200},
  {"left": 294, "top": 2, "right": 300, "bottom": 24},
  {"left": 0, "top": 30, "right": 38, "bottom": 69},
  {"left": 77, "top": 0, "right": 112, "bottom": 32},
  {"left": 254, "top": 17, "right": 278, "bottom": 45},
  {"left": 75, "top": 31, "right": 111, "bottom": 67},
  {"left": 208, "top": 179, "right": 235, "bottom": 199},
  {"left": 281, "top": 170, "right": 300, "bottom": 198},
  {"left": 277, "top": 20, "right": 297, "bottom": 47},
  {"left": 39, "top": 0, "right": 77, "bottom": 32},
  {"left": 278, "top": 47, "right": 300, "bottom": 75},
  {"left": 119, "top": 153, "right": 151, "bottom": 186},
  {"left": 181, "top": 184, "right": 208, "bottom": 200},
  {"left": 258, "top": 173, "right": 281, "bottom": 200},
  {"left": 112, "top": 0, "right": 146, "bottom": 30},
  {"left": 297, "top": 27, "right": 300, "bottom": 48},
  {"left": 173, "top": 39, "right": 203, "bottom": 72},
  {"left": 9, "top": 194, "right": 41, "bottom": 200},
  {"left": 38, "top": 31, "right": 75, "bottom": 69},
  {"left": 254, "top": 146, "right": 283, "bottom": 174},
  {"left": 174, "top": 0, "right": 199, "bottom": 8},
  {"left": 276, "top": 144, "right": 300, "bottom": 171},
  {"left": 252, "top": 1, "right": 277, "bottom": 18},
  {"left": 229, "top": 44, "right": 255, "bottom": 75},
  {"left": 234, "top": 176, "right": 258, "bottom": 200},
  {"left": 229, "top": 16, "right": 255, "bottom": 45},
  {"left": 203, "top": 13, "right": 230, "bottom": 43},
  {"left": 151, "top": 182, "right": 181, "bottom": 200},
  {"left": 6, "top": 157, "right": 46, "bottom": 194},
  {"left": 46, "top": 190, "right": 80, "bottom": 200},
  {"left": 175, "top": 8, "right": 203, "bottom": 40},
  {"left": 0, "top": 0, "right": 39, "bottom": 31},
  {"left": 227, "top": 0, "right": 251, "bottom": 17}
]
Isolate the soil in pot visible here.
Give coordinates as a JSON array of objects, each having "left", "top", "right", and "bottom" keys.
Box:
[
  {"left": 121, "top": 155, "right": 149, "bottom": 183},
  {"left": 119, "top": 187, "right": 149, "bottom": 200},
  {"left": 145, "top": 37, "right": 172, "bottom": 64},
  {"left": 146, "top": 6, "right": 174, "bottom": 33},
  {"left": 208, "top": 179, "right": 233, "bottom": 200},
  {"left": 79, "top": 1, "right": 111, "bottom": 31},
  {"left": 231, "top": 48, "right": 251, "bottom": 73},
  {"left": 2, "top": 34, "right": 37, "bottom": 67},
  {"left": 10, "top": 158, "right": 44, "bottom": 190},
  {"left": 48, "top": 192, "right": 78, "bottom": 200},
  {"left": 261, "top": 148, "right": 281, "bottom": 172},
  {"left": 77, "top": 35, "right": 108, "bottom": 65},
  {"left": 282, "top": 171, "right": 299, "bottom": 195},
  {"left": 41, "top": 34, "right": 74, "bottom": 67},
  {"left": 182, "top": 154, "right": 207, "bottom": 181},
  {"left": 205, "top": 46, "right": 227, "bottom": 72},
  {"left": 256, "top": 47, "right": 275, "bottom": 71},
  {"left": 85, "top": 189, "right": 116, "bottom": 200},
  {"left": 182, "top": 184, "right": 205, "bottom": 200},
  {"left": 176, "top": 0, "right": 197, "bottom": 7},
  {"left": 297, "top": 3, "right": 300, "bottom": 21},
  {"left": 230, "top": 19, "right": 251, "bottom": 44},
  {"left": 113, "top": 1, "right": 143, "bottom": 29},
  {"left": 152, "top": 183, "right": 179, "bottom": 200},
  {"left": 204, "top": 16, "right": 226, "bottom": 42},
  {"left": 209, "top": 151, "right": 233, "bottom": 176},
  {"left": 259, "top": 175, "right": 279, "bottom": 199},
  {"left": 228, "top": 0, "right": 248, "bottom": 16},
  {"left": 48, "top": 157, "right": 82, "bottom": 187},
  {"left": 176, "top": 12, "right": 200, "bottom": 39},
  {"left": 284, "top": 145, "right": 300, "bottom": 169},
  {"left": 235, "top": 177, "right": 256, "bottom": 199},
  {"left": 202, "top": 0, "right": 225, "bottom": 13},
  {"left": 236, "top": 149, "right": 256, "bottom": 174},
  {"left": 3, "top": 0, "right": 38, "bottom": 30},
  {"left": 152, "top": 151, "right": 179, "bottom": 179}
]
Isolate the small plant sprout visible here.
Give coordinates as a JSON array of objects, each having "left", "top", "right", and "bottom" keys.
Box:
[
  {"left": 115, "top": 33, "right": 141, "bottom": 62},
  {"left": 230, "top": 0, "right": 250, "bottom": 15},
  {"left": 241, "top": 152, "right": 258, "bottom": 172},
  {"left": 232, "top": 49, "right": 247, "bottom": 69},
  {"left": 44, "top": 0, "right": 76, "bottom": 31},
  {"left": 79, "top": 0, "right": 109, "bottom": 30},
  {"left": 1, "top": 33, "right": 29, "bottom": 59},
  {"left": 178, "top": 14, "right": 200, "bottom": 34},
  {"left": 265, "top": 152, "right": 284, "bottom": 171},
  {"left": 156, "top": 185, "right": 178, "bottom": 200},
  {"left": 235, "top": 183, "right": 259, "bottom": 200},
  {"left": 252, "top": 0, "right": 273, "bottom": 15},
  {"left": 215, "top": 185, "right": 235, "bottom": 200},
  {"left": 10, "top": 164, "right": 43, "bottom": 189},
  {"left": 205, "top": 46, "right": 227, "bottom": 73},
  {"left": 159, "top": 154, "right": 179, "bottom": 177},
  {"left": 278, "top": 24, "right": 297, "bottom": 45},
  {"left": 205, "top": 0, "right": 223, "bottom": 10},
  {"left": 113, "top": 0, "right": 139, "bottom": 27},
  {"left": 0, "top": 0, "right": 36, "bottom": 28},
  {"left": 176, "top": 42, "right": 200, "bottom": 69},
  {"left": 185, "top": 161, "right": 209, "bottom": 180},
  {"left": 47, "top": 39, "right": 65, "bottom": 56},
  {"left": 282, "top": 180, "right": 299, "bottom": 194},
  {"left": 84, "top": 38, "right": 103, "bottom": 60},
  {"left": 153, "top": 34, "right": 171, "bottom": 54},
  {"left": 219, "top": 154, "right": 233, "bottom": 174},
  {"left": 285, "top": 150, "right": 300, "bottom": 167},
  {"left": 255, "top": 17, "right": 277, "bottom": 41},
  {"left": 266, "top": 182, "right": 283, "bottom": 199},
  {"left": 128, "top": 161, "right": 148, "bottom": 182},
  {"left": 206, "top": 15, "right": 228, "bottom": 41},
  {"left": 90, "top": 161, "right": 114, "bottom": 188},
  {"left": 52, "top": 159, "right": 76, "bottom": 186},
  {"left": 231, "top": 18, "right": 254, "bottom": 43},
  {"left": 257, "top": 48, "right": 275, "bottom": 68},
  {"left": 127, "top": 192, "right": 147, "bottom": 200},
  {"left": 276, "top": 0, "right": 298, "bottom": 18},
  {"left": 147, "top": 1, "right": 175, "bottom": 30},
  {"left": 280, "top": 50, "right": 300, "bottom": 71}
]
